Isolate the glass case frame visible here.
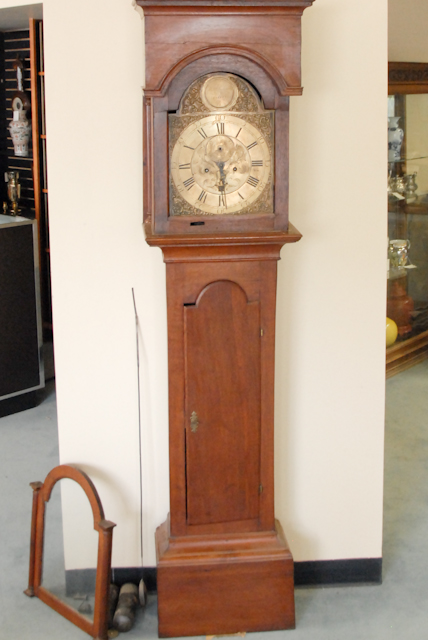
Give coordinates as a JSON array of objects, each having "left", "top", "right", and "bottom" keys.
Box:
[{"left": 387, "top": 62, "right": 428, "bottom": 377}]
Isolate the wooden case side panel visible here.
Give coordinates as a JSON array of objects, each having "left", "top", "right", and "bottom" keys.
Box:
[
  {"left": 274, "top": 98, "right": 290, "bottom": 230},
  {"left": 144, "top": 13, "right": 302, "bottom": 93},
  {"left": 156, "top": 513, "right": 295, "bottom": 637},
  {"left": 184, "top": 280, "right": 262, "bottom": 528},
  {"left": 165, "top": 263, "right": 188, "bottom": 535},
  {"left": 258, "top": 260, "right": 278, "bottom": 528},
  {"left": 153, "top": 101, "right": 169, "bottom": 234},
  {"left": 143, "top": 97, "right": 154, "bottom": 226},
  {"left": 165, "top": 254, "right": 280, "bottom": 536},
  {"left": 157, "top": 557, "right": 295, "bottom": 637}
]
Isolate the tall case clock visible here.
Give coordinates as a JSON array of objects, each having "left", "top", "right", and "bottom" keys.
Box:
[{"left": 136, "top": 0, "right": 316, "bottom": 636}]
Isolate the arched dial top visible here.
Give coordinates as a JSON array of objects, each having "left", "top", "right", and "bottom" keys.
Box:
[{"left": 169, "top": 73, "right": 274, "bottom": 217}]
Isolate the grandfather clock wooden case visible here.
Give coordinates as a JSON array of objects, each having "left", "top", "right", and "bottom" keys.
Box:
[{"left": 137, "top": 0, "right": 316, "bottom": 635}]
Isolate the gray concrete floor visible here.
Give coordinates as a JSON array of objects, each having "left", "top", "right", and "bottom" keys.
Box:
[{"left": 1, "top": 361, "right": 428, "bottom": 639}]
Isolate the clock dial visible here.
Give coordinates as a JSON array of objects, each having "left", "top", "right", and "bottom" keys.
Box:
[
  {"left": 170, "top": 114, "right": 272, "bottom": 215},
  {"left": 200, "top": 75, "right": 239, "bottom": 111}
]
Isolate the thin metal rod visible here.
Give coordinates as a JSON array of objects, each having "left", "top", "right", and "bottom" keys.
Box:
[{"left": 132, "top": 288, "right": 144, "bottom": 564}]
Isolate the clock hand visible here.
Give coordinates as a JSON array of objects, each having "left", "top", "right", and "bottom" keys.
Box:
[
  {"left": 217, "top": 161, "right": 227, "bottom": 190},
  {"left": 215, "top": 162, "right": 228, "bottom": 208}
]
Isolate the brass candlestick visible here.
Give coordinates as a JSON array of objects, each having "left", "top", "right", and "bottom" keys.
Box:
[{"left": 6, "top": 171, "right": 21, "bottom": 215}]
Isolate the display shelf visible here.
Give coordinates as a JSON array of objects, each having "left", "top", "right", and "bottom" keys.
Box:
[
  {"left": 386, "top": 328, "right": 428, "bottom": 378},
  {"left": 387, "top": 62, "right": 428, "bottom": 375}
]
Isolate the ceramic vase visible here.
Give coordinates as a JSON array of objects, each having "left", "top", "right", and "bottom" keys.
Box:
[
  {"left": 388, "top": 116, "right": 404, "bottom": 163},
  {"left": 9, "top": 109, "right": 31, "bottom": 157}
]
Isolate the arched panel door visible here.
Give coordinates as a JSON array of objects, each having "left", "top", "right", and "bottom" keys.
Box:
[{"left": 184, "top": 280, "right": 261, "bottom": 529}]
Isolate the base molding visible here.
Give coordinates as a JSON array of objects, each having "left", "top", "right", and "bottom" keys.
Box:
[
  {"left": 66, "top": 557, "right": 382, "bottom": 597},
  {"left": 156, "top": 517, "right": 295, "bottom": 637}
]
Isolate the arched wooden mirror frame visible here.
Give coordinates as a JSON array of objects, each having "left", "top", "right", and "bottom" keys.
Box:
[{"left": 24, "top": 464, "right": 116, "bottom": 640}]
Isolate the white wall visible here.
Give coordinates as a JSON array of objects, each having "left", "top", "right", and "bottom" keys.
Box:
[
  {"left": 389, "top": 0, "right": 428, "bottom": 61},
  {"left": 1, "top": 0, "right": 387, "bottom": 567},
  {"left": 42, "top": 0, "right": 170, "bottom": 568},
  {"left": 276, "top": 0, "right": 387, "bottom": 561}
]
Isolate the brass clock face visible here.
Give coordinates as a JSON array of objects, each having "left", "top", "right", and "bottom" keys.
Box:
[
  {"left": 171, "top": 114, "right": 271, "bottom": 215},
  {"left": 169, "top": 74, "right": 274, "bottom": 217}
]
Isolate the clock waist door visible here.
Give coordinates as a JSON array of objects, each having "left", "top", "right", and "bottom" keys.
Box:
[{"left": 184, "top": 279, "right": 262, "bottom": 532}]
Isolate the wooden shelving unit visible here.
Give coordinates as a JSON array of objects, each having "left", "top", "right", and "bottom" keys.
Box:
[
  {"left": 386, "top": 329, "right": 428, "bottom": 378},
  {"left": 29, "top": 18, "right": 51, "bottom": 332},
  {"left": 0, "top": 20, "right": 51, "bottom": 334}
]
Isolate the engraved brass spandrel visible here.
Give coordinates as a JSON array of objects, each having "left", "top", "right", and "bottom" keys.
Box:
[{"left": 169, "top": 73, "right": 274, "bottom": 217}]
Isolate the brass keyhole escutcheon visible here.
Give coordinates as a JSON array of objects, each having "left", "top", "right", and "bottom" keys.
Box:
[{"left": 190, "top": 411, "right": 199, "bottom": 433}]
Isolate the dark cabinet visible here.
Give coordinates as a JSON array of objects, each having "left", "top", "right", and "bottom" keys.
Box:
[{"left": 0, "top": 215, "right": 44, "bottom": 416}]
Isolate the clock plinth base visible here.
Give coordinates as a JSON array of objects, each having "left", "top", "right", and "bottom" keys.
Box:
[{"left": 155, "top": 518, "right": 295, "bottom": 638}]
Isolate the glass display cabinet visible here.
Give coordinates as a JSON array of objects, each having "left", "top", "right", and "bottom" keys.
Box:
[{"left": 387, "top": 62, "right": 428, "bottom": 376}]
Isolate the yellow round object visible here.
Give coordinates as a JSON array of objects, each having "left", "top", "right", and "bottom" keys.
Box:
[{"left": 386, "top": 317, "right": 398, "bottom": 347}]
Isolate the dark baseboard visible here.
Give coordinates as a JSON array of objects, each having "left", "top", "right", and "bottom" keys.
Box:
[
  {"left": 65, "top": 558, "right": 381, "bottom": 596},
  {"left": 0, "top": 390, "right": 40, "bottom": 418},
  {"left": 112, "top": 567, "right": 158, "bottom": 593},
  {"left": 65, "top": 567, "right": 158, "bottom": 595},
  {"left": 294, "top": 558, "right": 382, "bottom": 586}
]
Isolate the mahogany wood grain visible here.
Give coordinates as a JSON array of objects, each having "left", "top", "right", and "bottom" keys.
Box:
[
  {"left": 156, "top": 52, "right": 279, "bottom": 108},
  {"left": 386, "top": 329, "right": 428, "bottom": 378},
  {"left": 160, "top": 235, "right": 299, "bottom": 537},
  {"left": 143, "top": 56, "right": 292, "bottom": 235},
  {"left": 25, "top": 465, "right": 115, "bottom": 640},
  {"left": 184, "top": 280, "right": 261, "bottom": 527},
  {"left": 140, "top": 1, "right": 314, "bottom": 634},
  {"left": 144, "top": 223, "right": 302, "bottom": 248},
  {"left": 140, "top": 0, "right": 313, "bottom": 6},
  {"left": 143, "top": 13, "right": 303, "bottom": 93},
  {"left": 139, "top": 0, "right": 316, "bottom": 235},
  {"left": 152, "top": 234, "right": 299, "bottom": 634},
  {"left": 156, "top": 517, "right": 295, "bottom": 637},
  {"left": 389, "top": 62, "right": 428, "bottom": 95},
  {"left": 24, "top": 481, "right": 43, "bottom": 597}
]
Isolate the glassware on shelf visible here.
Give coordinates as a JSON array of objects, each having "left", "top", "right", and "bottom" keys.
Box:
[
  {"left": 405, "top": 172, "right": 418, "bottom": 197},
  {"left": 388, "top": 238, "right": 410, "bottom": 269},
  {"left": 388, "top": 116, "right": 404, "bottom": 162},
  {"left": 394, "top": 175, "right": 406, "bottom": 196}
]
